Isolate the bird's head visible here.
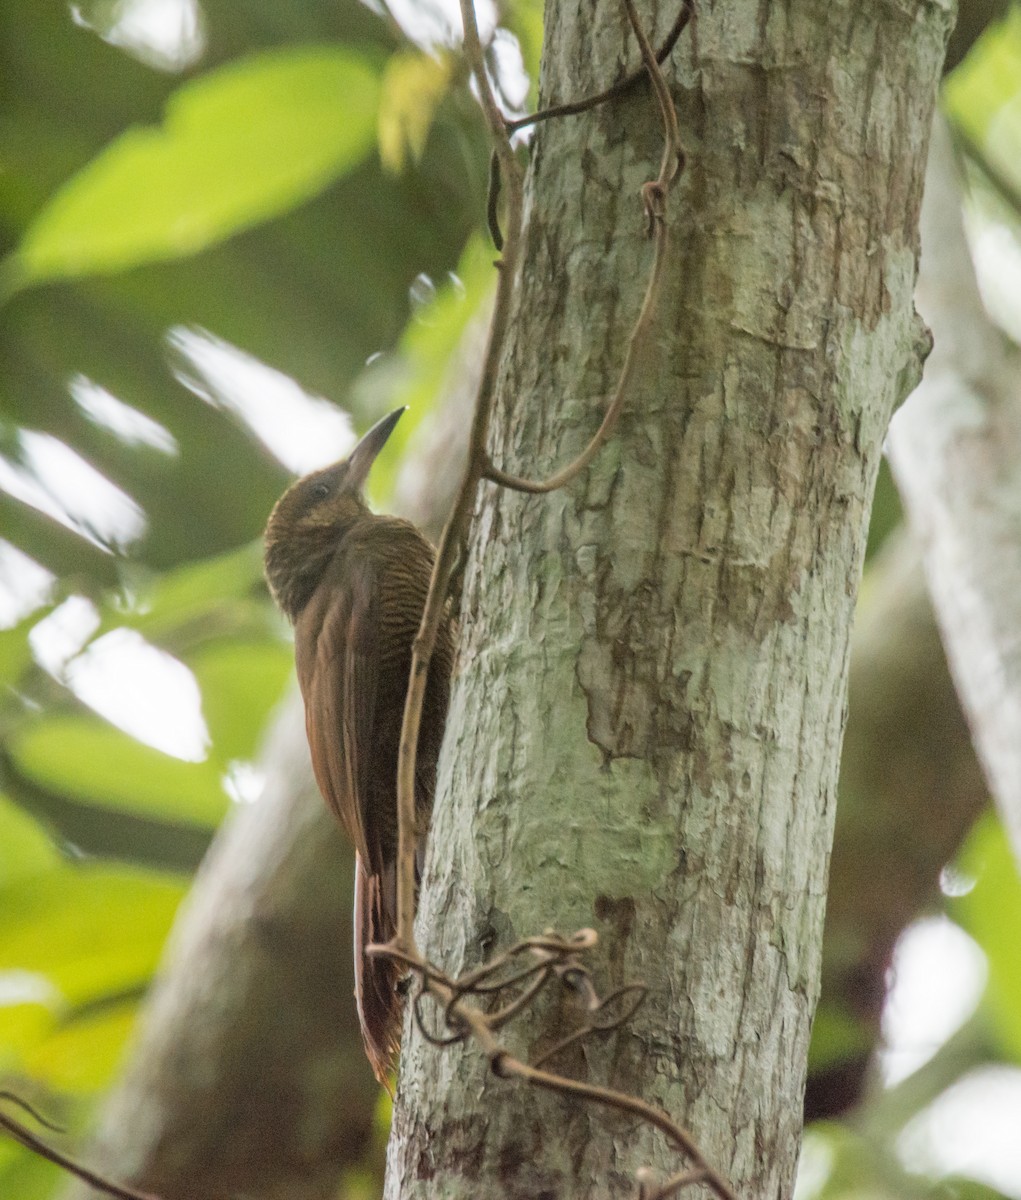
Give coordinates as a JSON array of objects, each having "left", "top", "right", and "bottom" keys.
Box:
[{"left": 263, "top": 406, "right": 405, "bottom": 618}]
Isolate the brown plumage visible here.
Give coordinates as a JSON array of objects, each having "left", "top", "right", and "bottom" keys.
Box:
[{"left": 263, "top": 407, "right": 454, "bottom": 1088}]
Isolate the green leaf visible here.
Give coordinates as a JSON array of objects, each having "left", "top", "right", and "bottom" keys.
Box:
[
  {"left": 0, "top": 861, "right": 184, "bottom": 1006},
  {"left": 6, "top": 47, "right": 382, "bottom": 288},
  {"left": 378, "top": 51, "right": 454, "bottom": 173},
  {"left": 102, "top": 542, "right": 275, "bottom": 660},
  {"left": 0, "top": 1001, "right": 57, "bottom": 1069},
  {"left": 0, "top": 1139, "right": 62, "bottom": 1200},
  {"left": 0, "top": 610, "right": 47, "bottom": 692},
  {"left": 9, "top": 716, "right": 229, "bottom": 826},
  {"left": 25, "top": 1001, "right": 140, "bottom": 1093},
  {"left": 944, "top": 8, "right": 1021, "bottom": 189},
  {"left": 0, "top": 808, "right": 180, "bottom": 1074},
  {"left": 116, "top": 542, "right": 267, "bottom": 640},
  {"left": 190, "top": 639, "right": 293, "bottom": 765},
  {"left": 952, "top": 814, "right": 1021, "bottom": 1063},
  {"left": 0, "top": 857, "right": 181, "bottom": 1102},
  {"left": 0, "top": 794, "right": 59, "bottom": 887}
]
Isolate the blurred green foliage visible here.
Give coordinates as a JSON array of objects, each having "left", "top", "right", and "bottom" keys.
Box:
[
  {"left": 944, "top": 5, "right": 1021, "bottom": 161},
  {"left": 954, "top": 816, "right": 1021, "bottom": 1063},
  {"left": 5, "top": 48, "right": 384, "bottom": 290}
]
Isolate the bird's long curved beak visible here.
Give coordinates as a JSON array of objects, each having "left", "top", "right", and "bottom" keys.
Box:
[{"left": 345, "top": 407, "right": 406, "bottom": 493}]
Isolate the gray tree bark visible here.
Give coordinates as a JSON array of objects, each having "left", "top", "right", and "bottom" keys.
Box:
[{"left": 387, "top": 1, "right": 953, "bottom": 1197}]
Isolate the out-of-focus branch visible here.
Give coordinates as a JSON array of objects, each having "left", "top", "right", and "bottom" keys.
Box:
[
  {"left": 807, "top": 530, "right": 988, "bottom": 1120},
  {"left": 64, "top": 697, "right": 377, "bottom": 1200},
  {"left": 887, "top": 114, "right": 1021, "bottom": 863},
  {"left": 807, "top": 1, "right": 1017, "bottom": 1119},
  {"left": 381, "top": 0, "right": 736, "bottom": 1190}
]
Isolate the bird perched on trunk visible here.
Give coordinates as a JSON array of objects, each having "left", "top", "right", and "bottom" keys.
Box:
[{"left": 263, "top": 407, "right": 454, "bottom": 1088}]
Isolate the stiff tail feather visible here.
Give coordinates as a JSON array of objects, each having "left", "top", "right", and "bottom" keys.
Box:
[{"left": 353, "top": 853, "right": 403, "bottom": 1092}]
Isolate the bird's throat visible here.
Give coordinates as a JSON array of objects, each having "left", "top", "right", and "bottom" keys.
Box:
[{"left": 264, "top": 517, "right": 352, "bottom": 622}]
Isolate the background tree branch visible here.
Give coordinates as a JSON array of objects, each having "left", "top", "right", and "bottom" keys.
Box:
[
  {"left": 809, "top": 530, "right": 988, "bottom": 1120},
  {"left": 887, "top": 113, "right": 1021, "bottom": 862},
  {"left": 63, "top": 697, "right": 376, "bottom": 1200}
]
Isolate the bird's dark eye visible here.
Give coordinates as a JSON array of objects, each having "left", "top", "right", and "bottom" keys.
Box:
[{"left": 312, "top": 482, "right": 330, "bottom": 501}]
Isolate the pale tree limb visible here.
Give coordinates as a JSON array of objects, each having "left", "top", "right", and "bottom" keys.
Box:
[
  {"left": 380, "top": 0, "right": 733, "bottom": 1192},
  {"left": 887, "top": 113, "right": 1021, "bottom": 862},
  {"left": 808, "top": 0, "right": 1010, "bottom": 1119},
  {"left": 809, "top": 529, "right": 988, "bottom": 1120},
  {"left": 63, "top": 697, "right": 377, "bottom": 1200},
  {"left": 481, "top": 0, "right": 682, "bottom": 497},
  {"left": 390, "top": 0, "right": 527, "bottom": 954},
  {"left": 503, "top": 0, "right": 692, "bottom": 135}
]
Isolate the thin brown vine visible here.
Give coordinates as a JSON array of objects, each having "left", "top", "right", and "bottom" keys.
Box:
[{"left": 0, "top": 1092, "right": 163, "bottom": 1200}]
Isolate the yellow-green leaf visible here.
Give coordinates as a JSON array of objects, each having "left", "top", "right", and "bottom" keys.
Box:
[
  {"left": 190, "top": 639, "right": 293, "bottom": 765},
  {"left": 944, "top": 8, "right": 1021, "bottom": 189},
  {"left": 6, "top": 48, "right": 382, "bottom": 288},
  {"left": 378, "top": 50, "right": 453, "bottom": 174},
  {"left": 953, "top": 814, "right": 1021, "bottom": 1063},
  {"left": 25, "top": 1001, "right": 139, "bottom": 1092},
  {"left": 0, "top": 862, "right": 184, "bottom": 1006},
  {"left": 10, "top": 717, "right": 229, "bottom": 826},
  {"left": 0, "top": 795, "right": 59, "bottom": 888}
]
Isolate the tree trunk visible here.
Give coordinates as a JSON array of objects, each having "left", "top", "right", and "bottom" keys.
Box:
[{"left": 387, "top": 1, "right": 952, "bottom": 1196}]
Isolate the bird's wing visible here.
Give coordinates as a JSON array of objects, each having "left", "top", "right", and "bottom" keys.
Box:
[{"left": 294, "top": 556, "right": 379, "bottom": 868}]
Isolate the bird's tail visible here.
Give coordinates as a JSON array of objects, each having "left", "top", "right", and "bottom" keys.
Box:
[{"left": 353, "top": 853, "right": 403, "bottom": 1093}]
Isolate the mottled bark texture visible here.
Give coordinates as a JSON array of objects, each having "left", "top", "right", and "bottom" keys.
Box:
[{"left": 387, "top": 2, "right": 952, "bottom": 1197}]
